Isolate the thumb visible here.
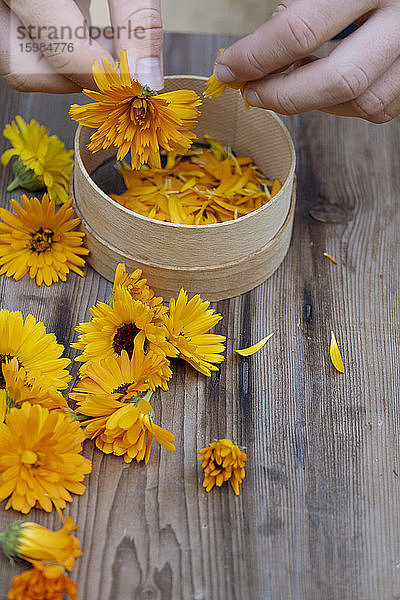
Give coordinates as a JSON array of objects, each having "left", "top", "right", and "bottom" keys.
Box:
[{"left": 108, "top": 0, "right": 163, "bottom": 90}]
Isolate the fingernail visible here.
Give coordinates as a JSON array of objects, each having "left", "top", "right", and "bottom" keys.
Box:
[
  {"left": 244, "top": 88, "right": 262, "bottom": 107},
  {"left": 213, "top": 63, "right": 236, "bottom": 83},
  {"left": 135, "top": 57, "right": 164, "bottom": 91}
]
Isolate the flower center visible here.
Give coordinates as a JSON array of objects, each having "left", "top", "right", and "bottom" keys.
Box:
[
  {"left": 31, "top": 227, "right": 54, "bottom": 253},
  {"left": 0, "top": 354, "right": 17, "bottom": 388},
  {"left": 112, "top": 323, "right": 141, "bottom": 358},
  {"left": 112, "top": 382, "right": 137, "bottom": 397},
  {"left": 20, "top": 449, "right": 39, "bottom": 466},
  {"left": 130, "top": 97, "right": 150, "bottom": 127}
]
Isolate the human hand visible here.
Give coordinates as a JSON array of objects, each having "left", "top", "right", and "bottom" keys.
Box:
[
  {"left": 213, "top": 0, "right": 400, "bottom": 123},
  {"left": 0, "top": 0, "right": 163, "bottom": 93}
]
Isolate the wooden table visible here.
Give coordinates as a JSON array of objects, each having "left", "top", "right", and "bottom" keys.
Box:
[{"left": 0, "top": 33, "right": 399, "bottom": 600}]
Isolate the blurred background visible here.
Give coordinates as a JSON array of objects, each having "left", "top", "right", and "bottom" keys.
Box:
[{"left": 90, "top": 0, "right": 280, "bottom": 35}]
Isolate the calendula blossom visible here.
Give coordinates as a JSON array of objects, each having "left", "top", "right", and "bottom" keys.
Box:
[
  {"left": 164, "top": 288, "right": 226, "bottom": 376},
  {"left": 73, "top": 286, "right": 177, "bottom": 376},
  {"left": 1, "top": 116, "right": 73, "bottom": 205},
  {"left": 0, "top": 516, "right": 81, "bottom": 571},
  {"left": 0, "top": 194, "right": 89, "bottom": 286},
  {"left": 76, "top": 395, "right": 175, "bottom": 464},
  {"left": 112, "top": 263, "right": 167, "bottom": 323},
  {"left": 198, "top": 439, "right": 248, "bottom": 495},
  {"left": 0, "top": 309, "right": 70, "bottom": 391},
  {"left": 70, "top": 349, "right": 172, "bottom": 411},
  {"left": 8, "top": 562, "right": 79, "bottom": 600},
  {"left": 1, "top": 357, "right": 68, "bottom": 415},
  {"left": 70, "top": 49, "right": 201, "bottom": 169},
  {"left": 0, "top": 403, "right": 91, "bottom": 514}
]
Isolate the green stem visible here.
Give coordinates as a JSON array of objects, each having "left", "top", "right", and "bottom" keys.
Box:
[
  {"left": 142, "top": 390, "right": 153, "bottom": 402},
  {"left": 6, "top": 177, "right": 21, "bottom": 192}
]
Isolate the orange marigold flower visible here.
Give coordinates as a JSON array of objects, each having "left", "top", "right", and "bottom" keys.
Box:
[
  {"left": 0, "top": 403, "right": 91, "bottom": 514},
  {"left": 76, "top": 394, "right": 175, "bottom": 464},
  {"left": 0, "top": 308, "right": 71, "bottom": 391},
  {"left": 1, "top": 357, "right": 68, "bottom": 414},
  {"left": 72, "top": 286, "right": 177, "bottom": 377},
  {"left": 8, "top": 563, "right": 79, "bottom": 600},
  {"left": 198, "top": 438, "right": 248, "bottom": 495},
  {"left": 164, "top": 288, "right": 226, "bottom": 376},
  {"left": 0, "top": 517, "right": 81, "bottom": 571},
  {"left": 69, "top": 49, "right": 201, "bottom": 170},
  {"left": 112, "top": 263, "right": 167, "bottom": 323},
  {"left": 0, "top": 194, "right": 89, "bottom": 286}
]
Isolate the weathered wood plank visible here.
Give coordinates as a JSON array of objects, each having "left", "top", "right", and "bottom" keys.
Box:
[{"left": 0, "top": 34, "right": 398, "bottom": 600}]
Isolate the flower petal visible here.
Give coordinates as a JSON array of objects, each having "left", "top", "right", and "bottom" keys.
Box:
[{"left": 235, "top": 332, "right": 274, "bottom": 356}]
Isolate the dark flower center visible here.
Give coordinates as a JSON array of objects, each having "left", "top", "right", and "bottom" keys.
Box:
[
  {"left": 129, "top": 96, "right": 151, "bottom": 127},
  {"left": 0, "top": 354, "right": 18, "bottom": 388},
  {"left": 112, "top": 323, "right": 149, "bottom": 358},
  {"left": 113, "top": 382, "right": 135, "bottom": 395},
  {"left": 31, "top": 227, "right": 54, "bottom": 253}
]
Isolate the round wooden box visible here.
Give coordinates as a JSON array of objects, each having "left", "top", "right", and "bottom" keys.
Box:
[{"left": 72, "top": 76, "right": 296, "bottom": 301}]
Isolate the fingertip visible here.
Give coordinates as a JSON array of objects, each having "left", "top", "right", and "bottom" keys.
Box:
[
  {"left": 213, "top": 63, "right": 236, "bottom": 83},
  {"left": 134, "top": 56, "right": 164, "bottom": 91},
  {"left": 243, "top": 87, "right": 263, "bottom": 107}
]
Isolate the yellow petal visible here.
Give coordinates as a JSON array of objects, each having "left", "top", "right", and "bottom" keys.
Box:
[
  {"left": 235, "top": 332, "right": 274, "bottom": 356},
  {"left": 330, "top": 331, "right": 344, "bottom": 373}
]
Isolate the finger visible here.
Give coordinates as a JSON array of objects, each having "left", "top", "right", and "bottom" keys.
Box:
[
  {"left": 0, "top": 1, "right": 80, "bottom": 92},
  {"left": 108, "top": 0, "right": 163, "bottom": 90},
  {"left": 243, "top": 7, "right": 400, "bottom": 114},
  {"left": 213, "top": 0, "right": 376, "bottom": 83},
  {"left": 319, "top": 56, "right": 400, "bottom": 123},
  {"left": 3, "top": 0, "right": 115, "bottom": 89}
]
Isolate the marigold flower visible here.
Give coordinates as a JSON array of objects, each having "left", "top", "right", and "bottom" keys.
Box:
[
  {"left": 0, "top": 517, "right": 81, "bottom": 571},
  {"left": 0, "top": 194, "right": 89, "bottom": 287},
  {"left": 76, "top": 395, "right": 175, "bottom": 464},
  {"left": 70, "top": 348, "right": 172, "bottom": 414},
  {"left": 198, "top": 439, "right": 248, "bottom": 495},
  {"left": 72, "top": 286, "right": 177, "bottom": 376},
  {"left": 112, "top": 263, "right": 167, "bottom": 323},
  {"left": 8, "top": 562, "right": 79, "bottom": 600},
  {"left": 69, "top": 49, "right": 201, "bottom": 170},
  {"left": 0, "top": 309, "right": 70, "bottom": 391},
  {"left": 1, "top": 357, "right": 68, "bottom": 415},
  {"left": 0, "top": 403, "right": 91, "bottom": 514},
  {"left": 1, "top": 116, "right": 73, "bottom": 205},
  {"left": 164, "top": 288, "right": 226, "bottom": 376}
]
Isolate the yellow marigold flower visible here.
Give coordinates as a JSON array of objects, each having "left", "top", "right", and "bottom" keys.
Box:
[
  {"left": 72, "top": 286, "right": 177, "bottom": 376},
  {"left": 0, "top": 403, "right": 91, "bottom": 514},
  {"left": 0, "top": 194, "right": 89, "bottom": 287},
  {"left": 198, "top": 439, "right": 247, "bottom": 495},
  {"left": 1, "top": 116, "right": 74, "bottom": 205},
  {"left": 70, "top": 349, "right": 172, "bottom": 416},
  {"left": 0, "top": 309, "right": 70, "bottom": 390},
  {"left": 0, "top": 517, "right": 81, "bottom": 571},
  {"left": 1, "top": 357, "right": 68, "bottom": 416},
  {"left": 8, "top": 562, "right": 79, "bottom": 600},
  {"left": 76, "top": 394, "right": 175, "bottom": 464},
  {"left": 164, "top": 288, "right": 226, "bottom": 376},
  {"left": 112, "top": 263, "right": 167, "bottom": 323},
  {"left": 69, "top": 49, "right": 201, "bottom": 170},
  {"left": 204, "top": 74, "right": 245, "bottom": 99}
]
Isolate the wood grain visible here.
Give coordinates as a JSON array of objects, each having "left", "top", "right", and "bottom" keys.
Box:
[{"left": 0, "top": 34, "right": 399, "bottom": 600}]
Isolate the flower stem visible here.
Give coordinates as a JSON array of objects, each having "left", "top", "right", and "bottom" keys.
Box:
[
  {"left": 142, "top": 390, "right": 153, "bottom": 402},
  {"left": 6, "top": 177, "right": 21, "bottom": 192}
]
